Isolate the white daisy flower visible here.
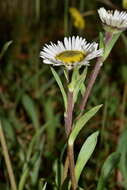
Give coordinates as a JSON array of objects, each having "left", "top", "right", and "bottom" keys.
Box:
[
  {"left": 40, "top": 36, "right": 103, "bottom": 70},
  {"left": 98, "top": 7, "right": 127, "bottom": 33}
]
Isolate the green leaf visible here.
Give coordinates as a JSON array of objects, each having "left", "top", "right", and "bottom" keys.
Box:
[
  {"left": 39, "top": 182, "right": 47, "bottom": 190},
  {"left": 51, "top": 67, "right": 67, "bottom": 110},
  {"left": 39, "top": 179, "right": 47, "bottom": 190},
  {"left": 44, "top": 99, "right": 60, "bottom": 153},
  {"left": 0, "top": 41, "right": 12, "bottom": 59},
  {"left": 75, "top": 131, "right": 99, "bottom": 182},
  {"left": 80, "top": 83, "right": 86, "bottom": 97},
  {"left": 53, "top": 159, "right": 64, "bottom": 190},
  {"left": 22, "top": 94, "right": 39, "bottom": 129},
  {"left": 103, "top": 32, "right": 121, "bottom": 61},
  {"left": 1, "top": 118, "right": 16, "bottom": 144},
  {"left": 117, "top": 129, "right": 127, "bottom": 188},
  {"left": 97, "top": 152, "right": 121, "bottom": 190},
  {"left": 18, "top": 167, "right": 29, "bottom": 190},
  {"left": 18, "top": 126, "right": 45, "bottom": 190},
  {"left": 68, "top": 105, "right": 102, "bottom": 145},
  {"left": 41, "top": 183, "right": 47, "bottom": 190},
  {"left": 61, "top": 177, "right": 69, "bottom": 190}
]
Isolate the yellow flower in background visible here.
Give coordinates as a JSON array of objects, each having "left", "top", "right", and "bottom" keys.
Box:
[
  {"left": 123, "top": 0, "right": 127, "bottom": 9},
  {"left": 69, "top": 7, "right": 85, "bottom": 29}
]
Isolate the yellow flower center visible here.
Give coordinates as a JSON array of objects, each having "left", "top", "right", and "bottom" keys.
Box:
[{"left": 55, "top": 50, "right": 85, "bottom": 64}]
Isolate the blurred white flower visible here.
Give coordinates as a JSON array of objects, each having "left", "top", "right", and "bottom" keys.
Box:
[
  {"left": 40, "top": 36, "right": 103, "bottom": 70},
  {"left": 98, "top": 7, "right": 127, "bottom": 33}
]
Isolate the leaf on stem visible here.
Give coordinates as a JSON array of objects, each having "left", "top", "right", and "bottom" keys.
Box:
[
  {"left": 51, "top": 67, "right": 67, "bottom": 110},
  {"left": 103, "top": 32, "right": 121, "bottom": 61},
  {"left": 75, "top": 131, "right": 99, "bottom": 182},
  {"left": 68, "top": 105, "right": 102, "bottom": 145}
]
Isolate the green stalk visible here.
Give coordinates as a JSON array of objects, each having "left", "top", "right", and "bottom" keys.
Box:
[
  {"left": 18, "top": 167, "right": 29, "bottom": 190},
  {"left": 78, "top": 31, "right": 121, "bottom": 117},
  {"left": 0, "top": 122, "right": 17, "bottom": 190}
]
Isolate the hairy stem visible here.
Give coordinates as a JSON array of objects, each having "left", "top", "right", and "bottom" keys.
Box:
[
  {"left": 79, "top": 58, "right": 102, "bottom": 116},
  {"left": 63, "top": 156, "right": 69, "bottom": 183},
  {"left": 78, "top": 31, "right": 113, "bottom": 117},
  {"left": 68, "top": 145, "right": 77, "bottom": 190},
  {"left": 64, "top": 90, "right": 77, "bottom": 190},
  {"left": 0, "top": 122, "right": 17, "bottom": 190},
  {"left": 65, "top": 91, "right": 73, "bottom": 136}
]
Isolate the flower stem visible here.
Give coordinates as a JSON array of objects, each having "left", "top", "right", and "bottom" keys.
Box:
[
  {"left": 65, "top": 91, "right": 73, "bottom": 136},
  {"left": 0, "top": 122, "right": 17, "bottom": 190},
  {"left": 64, "top": 90, "right": 77, "bottom": 190},
  {"left": 78, "top": 31, "right": 114, "bottom": 117},
  {"left": 79, "top": 58, "right": 102, "bottom": 116},
  {"left": 68, "top": 145, "right": 77, "bottom": 190}
]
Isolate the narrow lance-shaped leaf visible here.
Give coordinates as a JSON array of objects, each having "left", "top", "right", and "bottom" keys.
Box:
[
  {"left": 39, "top": 179, "right": 47, "bottom": 190},
  {"left": 0, "top": 40, "right": 12, "bottom": 59},
  {"left": 97, "top": 152, "right": 121, "bottom": 190},
  {"left": 41, "top": 183, "right": 47, "bottom": 190},
  {"left": 51, "top": 67, "right": 67, "bottom": 110},
  {"left": 22, "top": 94, "right": 39, "bottom": 129},
  {"left": 103, "top": 32, "right": 121, "bottom": 61},
  {"left": 68, "top": 105, "right": 102, "bottom": 146},
  {"left": 117, "top": 129, "right": 127, "bottom": 188},
  {"left": 75, "top": 131, "right": 99, "bottom": 182}
]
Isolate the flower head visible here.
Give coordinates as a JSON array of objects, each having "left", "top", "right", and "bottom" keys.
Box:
[
  {"left": 40, "top": 36, "right": 103, "bottom": 70},
  {"left": 98, "top": 7, "right": 127, "bottom": 33}
]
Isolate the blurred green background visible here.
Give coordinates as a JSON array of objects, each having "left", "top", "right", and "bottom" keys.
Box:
[{"left": 0, "top": 0, "right": 127, "bottom": 189}]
